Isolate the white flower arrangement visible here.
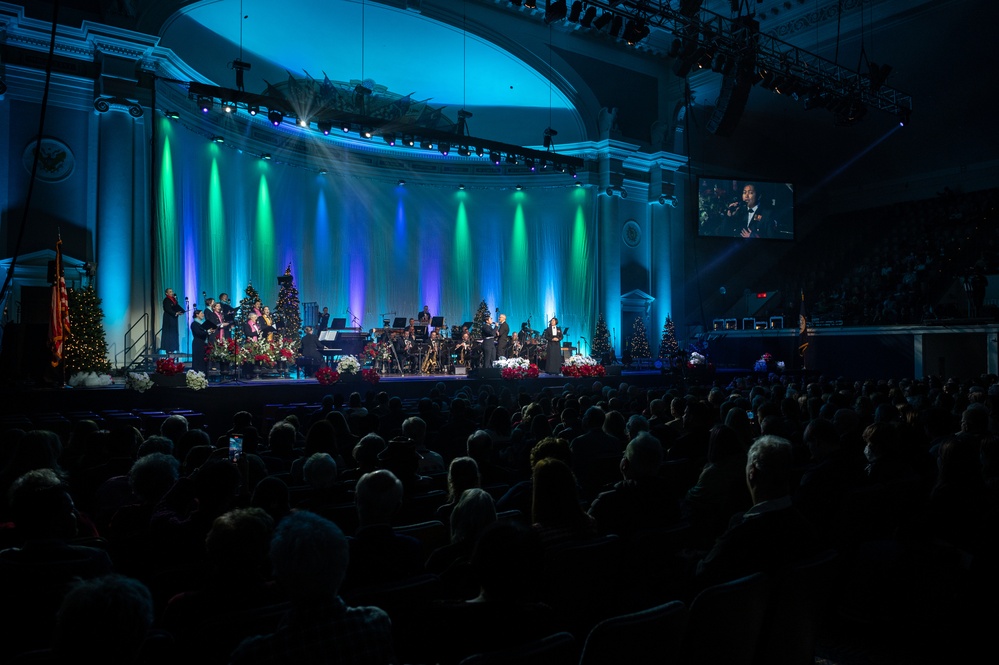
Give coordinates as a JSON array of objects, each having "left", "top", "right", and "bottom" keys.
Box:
[
  {"left": 68, "top": 372, "right": 114, "bottom": 388},
  {"left": 689, "top": 352, "right": 706, "bottom": 366},
  {"left": 125, "top": 371, "right": 154, "bottom": 393},
  {"left": 494, "top": 356, "right": 530, "bottom": 370},
  {"left": 337, "top": 355, "right": 361, "bottom": 375},
  {"left": 186, "top": 370, "right": 208, "bottom": 391},
  {"left": 564, "top": 354, "right": 599, "bottom": 368}
]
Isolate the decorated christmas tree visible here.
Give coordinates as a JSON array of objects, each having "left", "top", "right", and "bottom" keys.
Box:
[
  {"left": 236, "top": 282, "right": 261, "bottom": 341},
  {"left": 471, "top": 299, "right": 489, "bottom": 339},
  {"left": 630, "top": 316, "right": 650, "bottom": 358},
  {"left": 64, "top": 284, "right": 111, "bottom": 374},
  {"left": 592, "top": 313, "right": 611, "bottom": 360},
  {"left": 659, "top": 315, "right": 680, "bottom": 360},
  {"left": 276, "top": 265, "right": 302, "bottom": 348}
]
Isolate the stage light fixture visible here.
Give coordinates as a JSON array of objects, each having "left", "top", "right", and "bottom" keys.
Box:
[
  {"left": 164, "top": 111, "right": 180, "bottom": 119},
  {"left": 197, "top": 96, "right": 213, "bottom": 113},
  {"left": 489, "top": 151, "right": 500, "bottom": 165},
  {"left": 398, "top": 179, "right": 406, "bottom": 186},
  {"left": 580, "top": 6, "right": 597, "bottom": 27},
  {"left": 403, "top": 135, "right": 415, "bottom": 147},
  {"left": 420, "top": 139, "right": 433, "bottom": 150},
  {"left": 341, "top": 122, "right": 351, "bottom": 133},
  {"left": 545, "top": 0, "right": 567, "bottom": 24},
  {"left": 458, "top": 184, "right": 466, "bottom": 191},
  {"left": 898, "top": 108, "right": 911, "bottom": 127},
  {"left": 222, "top": 101, "right": 235, "bottom": 113},
  {"left": 506, "top": 154, "right": 519, "bottom": 165},
  {"left": 575, "top": 181, "right": 583, "bottom": 187},
  {"left": 381, "top": 133, "right": 396, "bottom": 146},
  {"left": 524, "top": 0, "right": 536, "bottom": 8},
  {"left": 609, "top": 14, "right": 623, "bottom": 37},
  {"left": 211, "top": 136, "right": 224, "bottom": 143},
  {"left": 568, "top": 1, "right": 582, "bottom": 23},
  {"left": 525, "top": 157, "right": 535, "bottom": 171},
  {"left": 248, "top": 105, "right": 259, "bottom": 116},
  {"left": 298, "top": 117, "right": 309, "bottom": 127},
  {"left": 318, "top": 121, "right": 332, "bottom": 135},
  {"left": 475, "top": 145, "right": 485, "bottom": 157},
  {"left": 516, "top": 184, "right": 524, "bottom": 191},
  {"left": 543, "top": 126, "right": 558, "bottom": 149},
  {"left": 439, "top": 141, "right": 450, "bottom": 156},
  {"left": 267, "top": 109, "right": 284, "bottom": 126},
  {"left": 261, "top": 153, "right": 272, "bottom": 160},
  {"left": 318, "top": 169, "right": 328, "bottom": 175},
  {"left": 569, "top": 166, "right": 577, "bottom": 178},
  {"left": 623, "top": 19, "right": 650, "bottom": 45},
  {"left": 458, "top": 146, "right": 471, "bottom": 157},
  {"left": 360, "top": 127, "right": 373, "bottom": 139},
  {"left": 593, "top": 12, "right": 612, "bottom": 30}
]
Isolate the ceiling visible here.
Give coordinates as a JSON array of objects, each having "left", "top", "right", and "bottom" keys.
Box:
[{"left": 22, "top": 0, "right": 999, "bottom": 199}]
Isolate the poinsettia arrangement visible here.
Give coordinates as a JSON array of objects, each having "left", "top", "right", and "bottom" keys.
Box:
[
  {"left": 362, "top": 368, "right": 381, "bottom": 384},
  {"left": 562, "top": 355, "right": 605, "bottom": 378},
  {"left": 156, "top": 357, "right": 185, "bottom": 375},
  {"left": 315, "top": 366, "right": 339, "bottom": 385},
  {"left": 496, "top": 357, "right": 540, "bottom": 380}
]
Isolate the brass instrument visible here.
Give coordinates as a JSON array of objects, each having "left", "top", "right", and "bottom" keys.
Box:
[{"left": 422, "top": 340, "right": 439, "bottom": 373}]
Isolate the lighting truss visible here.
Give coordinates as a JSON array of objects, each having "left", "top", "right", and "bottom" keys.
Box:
[
  {"left": 523, "top": 0, "right": 912, "bottom": 119},
  {"left": 178, "top": 80, "right": 584, "bottom": 171}
]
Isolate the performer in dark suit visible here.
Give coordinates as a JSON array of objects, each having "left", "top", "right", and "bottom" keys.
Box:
[
  {"left": 481, "top": 315, "right": 497, "bottom": 368},
  {"left": 725, "top": 183, "right": 776, "bottom": 238},
  {"left": 496, "top": 313, "right": 511, "bottom": 358},
  {"left": 161, "top": 288, "right": 185, "bottom": 352},
  {"left": 317, "top": 307, "right": 330, "bottom": 332},
  {"left": 543, "top": 317, "right": 563, "bottom": 375},
  {"left": 190, "top": 309, "right": 209, "bottom": 373},
  {"left": 418, "top": 305, "right": 432, "bottom": 324},
  {"left": 299, "top": 326, "right": 325, "bottom": 377}
]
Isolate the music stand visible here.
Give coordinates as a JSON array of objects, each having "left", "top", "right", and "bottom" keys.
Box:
[
  {"left": 392, "top": 317, "right": 407, "bottom": 328},
  {"left": 431, "top": 316, "right": 445, "bottom": 328},
  {"left": 330, "top": 317, "right": 347, "bottom": 330}
]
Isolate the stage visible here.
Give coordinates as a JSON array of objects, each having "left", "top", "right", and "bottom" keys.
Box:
[{"left": 2, "top": 367, "right": 679, "bottom": 438}]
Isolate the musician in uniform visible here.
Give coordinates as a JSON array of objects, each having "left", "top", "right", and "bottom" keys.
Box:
[
  {"left": 481, "top": 315, "right": 497, "bottom": 368},
  {"left": 511, "top": 332, "right": 523, "bottom": 359},
  {"left": 455, "top": 331, "right": 474, "bottom": 367},
  {"left": 496, "top": 313, "right": 511, "bottom": 358},
  {"left": 418, "top": 305, "right": 432, "bottom": 324}
]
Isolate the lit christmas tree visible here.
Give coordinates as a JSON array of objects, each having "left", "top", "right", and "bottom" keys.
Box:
[
  {"left": 630, "top": 316, "right": 650, "bottom": 358},
  {"left": 276, "top": 265, "right": 302, "bottom": 349},
  {"left": 592, "top": 313, "right": 611, "bottom": 360},
  {"left": 236, "top": 282, "right": 261, "bottom": 342},
  {"left": 64, "top": 284, "right": 111, "bottom": 374},
  {"left": 471, "top": 299, "right": 490, "bottom": 339},
  {"left": 659, "top": 315, "right": 680, "bottom": 360}
]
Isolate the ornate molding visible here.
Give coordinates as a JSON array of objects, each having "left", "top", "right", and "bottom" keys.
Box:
[{"left": 94, "top": 95, "right": 144, "bottom": 117}]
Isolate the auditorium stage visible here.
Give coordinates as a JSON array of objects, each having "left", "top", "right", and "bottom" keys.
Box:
[{"left": 3, "top": 368, "right": 679, "bottom": 436}]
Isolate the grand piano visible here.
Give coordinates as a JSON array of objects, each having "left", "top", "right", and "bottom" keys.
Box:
[{"left": 318, "top": 329, "right": 369, "bottom": 361}]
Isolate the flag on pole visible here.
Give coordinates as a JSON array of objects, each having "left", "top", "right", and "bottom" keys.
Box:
[
  {"left": 797, "top": 289, "right": 809, "bottom": 368},
  {"left": 49, "top": 236, "right": 71, "bottom": 367}
]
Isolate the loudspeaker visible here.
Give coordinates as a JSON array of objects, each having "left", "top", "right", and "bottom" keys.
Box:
[
  {"left": 479, "top": 367, "right": 501, "bottom": 379},
  {"left": 605, "top": 365, "right": 623, "bottom": 376},
  {"left": 707, "top": 71, "right": 752, "bottom": 136},
  {"left": 454, "top": 366, "right": 467, "bottom": 376}
]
